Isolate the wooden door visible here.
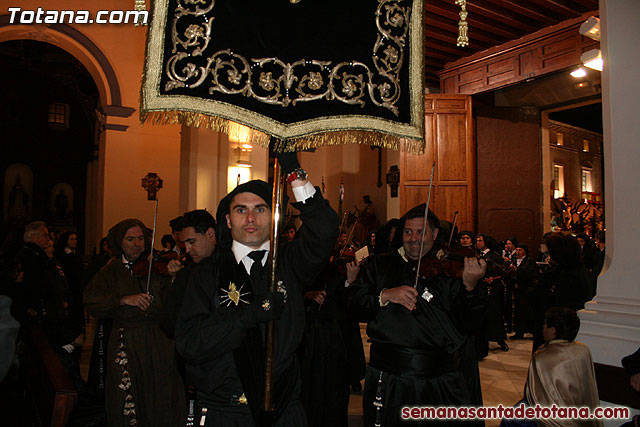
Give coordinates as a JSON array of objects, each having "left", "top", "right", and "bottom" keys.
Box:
[{"left": 400, "top": 95, "right": 475, "bottom": 231}]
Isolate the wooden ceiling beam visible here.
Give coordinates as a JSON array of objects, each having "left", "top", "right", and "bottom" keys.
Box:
[
  {"left": 482, "top": 0, "right": 557, "bottom": 26},
  {"left": 425, "top": 48, "right": 457, "bottom": 63},
  {"left": 578, "top": 0, "right": 599, "bottom": 12},
  {"left": 425, "top": 27, "right": 493, "bottom": 51},
  {"left": 521, "top": 0, "right": 581, "bottom": 20},
  {"left": 425, "top": 2, "right": 523, "bottom": 40},
  {"left": 425, "top": 13, "right": 508, "bottom": 46},
  {"left": 466, "top": 0, "right": 540, "bottom": 33},
  {"left": 424, "top": 38, "right": 481, "bottom": 56},
  {"left": 425, "top": 57, "right": 446, "bottom": 68}
]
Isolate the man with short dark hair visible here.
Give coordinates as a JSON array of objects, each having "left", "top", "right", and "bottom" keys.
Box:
[
  {"left": 161, "top": 209, "right": 217, "bottom": 338},
  {"left": 349, "top": 205, "right": 486, "bottom": 427},
  {"left": 282, "top": 222, "right": 296, "bottom": 243},
  {"left": 175, "top": 209, "right": 217, "bottom": 264},
  {"left": 458, "top": 230, "right": 475, "bottom": 248},
  {"left": 169, "top": 215, "right": 186, "bottom": 257},
  {"left": 176, "top": 153, "right": 339, "bottom": 427}
]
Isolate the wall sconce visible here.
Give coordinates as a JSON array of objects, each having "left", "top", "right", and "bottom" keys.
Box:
[
  {"left": 229, "top": 121, "right": 253, "bottom": 167},
  {"left": 234, "top": 145, "right": 252, "bottom": 168},
  {"left": 579, "top": 16, "right": 600, "bottom": 41},
  {"left": 581, "top": 49, "right": 603, "bottom": 71}
]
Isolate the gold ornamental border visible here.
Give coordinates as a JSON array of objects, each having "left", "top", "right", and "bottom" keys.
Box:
[{"left": 141, "top": 0, "right": 425, "bottom": 153}]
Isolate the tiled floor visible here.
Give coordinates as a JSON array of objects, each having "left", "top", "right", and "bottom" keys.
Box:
[{"left": 81, "top": 320, "right": 531, "bottom": 427}]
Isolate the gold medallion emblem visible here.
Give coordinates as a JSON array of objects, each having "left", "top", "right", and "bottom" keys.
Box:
[
  {"left": 238, "top": 393, "right": 248, "bottom": 405},
  {"left": 220, "top": 282, "right": 250, "bottom": 307}
]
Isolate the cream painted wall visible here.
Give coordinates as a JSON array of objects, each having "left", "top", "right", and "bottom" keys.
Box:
[
  {"left": 101, "top": 123, "right": 182, "bottom": 245},
  {"left": 300, "top": 144, "right": 389, "bottom": 225}
]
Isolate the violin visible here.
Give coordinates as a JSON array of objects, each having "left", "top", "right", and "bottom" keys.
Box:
[
  {"left": 332, "top": 244, "right": 357, "bottom": 275},
  {"left": 131, "top": 249, "right": 188, "bottom": 277},
  {"left": 418, "top": 244, "right": 477, "bottom": 279}
]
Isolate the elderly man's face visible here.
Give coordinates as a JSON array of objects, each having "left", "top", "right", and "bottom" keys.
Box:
[
  {"left": 121, "top": 226, "right": 146, "bottom": 262},
  {"left": 32, "top": 226, "right": 51, "bottom": 251},
  {"left": 402, "top": 217, "right": 438, "bottom": 261},
  {"left": 226, "top": 192, "right": 271, "bottom": 249},
  {"left": 44, "top": 239, "right": 54, "bottom": 260}
]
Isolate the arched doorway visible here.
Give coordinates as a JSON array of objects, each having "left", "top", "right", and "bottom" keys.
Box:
[{"left": 0, "top": 39, "right": 100, "bottom": 254}]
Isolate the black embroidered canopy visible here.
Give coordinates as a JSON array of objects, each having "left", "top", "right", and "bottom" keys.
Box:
[{"left": 142, "top": 0, "right": 425, "bottom": 152}]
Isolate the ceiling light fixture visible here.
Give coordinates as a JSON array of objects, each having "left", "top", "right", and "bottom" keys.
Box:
[
  {"left": 570, "top": 68, "right": 587, "bottom": 78},
  {"left": 581, "top": 49, "right": 603, "bottom": 71},
  {"left": 579, "top": 16, "right": 600, "bottom": 41}
]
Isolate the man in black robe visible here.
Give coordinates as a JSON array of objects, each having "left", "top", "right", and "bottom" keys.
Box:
[
  {"left": 510, "top": 243, "right": 538, "bottom": 340},
  {"left": 161, "top": 209, "right": 217, "bottom": 339},
  {"left": 175, "top": 153, "right": 339, "bottom": 427},
  {"left": 349, "top": 205, "right": 486, "bottom": 427}
]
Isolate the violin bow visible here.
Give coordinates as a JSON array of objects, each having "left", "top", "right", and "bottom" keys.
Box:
[
  {"left": 146, "top": 198, "right": 158, "bottom": 295},
  {"left": 414, "top": 162, "right": 436, "bottom": 289},
  {"left": 448, "top": 211, "right": 459, "bottom": 247},
  {"left": 339, "top": 215, "right": 360, "bottom": 258}
]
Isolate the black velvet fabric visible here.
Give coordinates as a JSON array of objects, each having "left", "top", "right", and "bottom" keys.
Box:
[{"left": 159, "top": 0, "right": 414, "bottom": 125}]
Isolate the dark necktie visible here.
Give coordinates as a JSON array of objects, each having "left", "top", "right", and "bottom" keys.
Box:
[{"left": 248, "top": 250, "right": 267, "bottom": 282}]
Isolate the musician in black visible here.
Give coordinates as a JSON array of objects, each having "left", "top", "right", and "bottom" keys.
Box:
[
  {"left": 161, "top": 209, "right": 216, "bottom": 339},
  {"left": 175, "top": 152, "right": 339, "bottom": 427},
  {"left": 349, "top": 205, "right": 486, "bottom": 427}
]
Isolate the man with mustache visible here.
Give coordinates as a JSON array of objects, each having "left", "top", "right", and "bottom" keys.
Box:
[{"left": 350, "top": 205, "right": 487, "bottom": 427}]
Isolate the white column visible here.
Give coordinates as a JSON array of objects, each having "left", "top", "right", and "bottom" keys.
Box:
[{"left": 577, "top": 0, "right": 640, "bottom": 368}]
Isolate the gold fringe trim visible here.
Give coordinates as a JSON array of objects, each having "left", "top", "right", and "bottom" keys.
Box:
[
  {"left": 140, "top": 110, "right": 271, "bottom": 148},
  {"left": 141, "top": 111, "right": 424, "bottom": 154},
  {"left": 275, "top": 131, "right": 424, "bottom": 154}
]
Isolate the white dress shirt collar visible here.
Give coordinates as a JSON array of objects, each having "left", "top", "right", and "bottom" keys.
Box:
[{"left": 231, "top": 240, "right": 270, "bottom": 273}]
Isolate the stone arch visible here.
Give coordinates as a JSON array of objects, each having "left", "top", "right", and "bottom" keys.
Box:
[
  {"left": 0, "top": 15, "right": 123, "bottom": 109},
  {"left": 0, "top": 16, "right": 133, "bottom": 251}
]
